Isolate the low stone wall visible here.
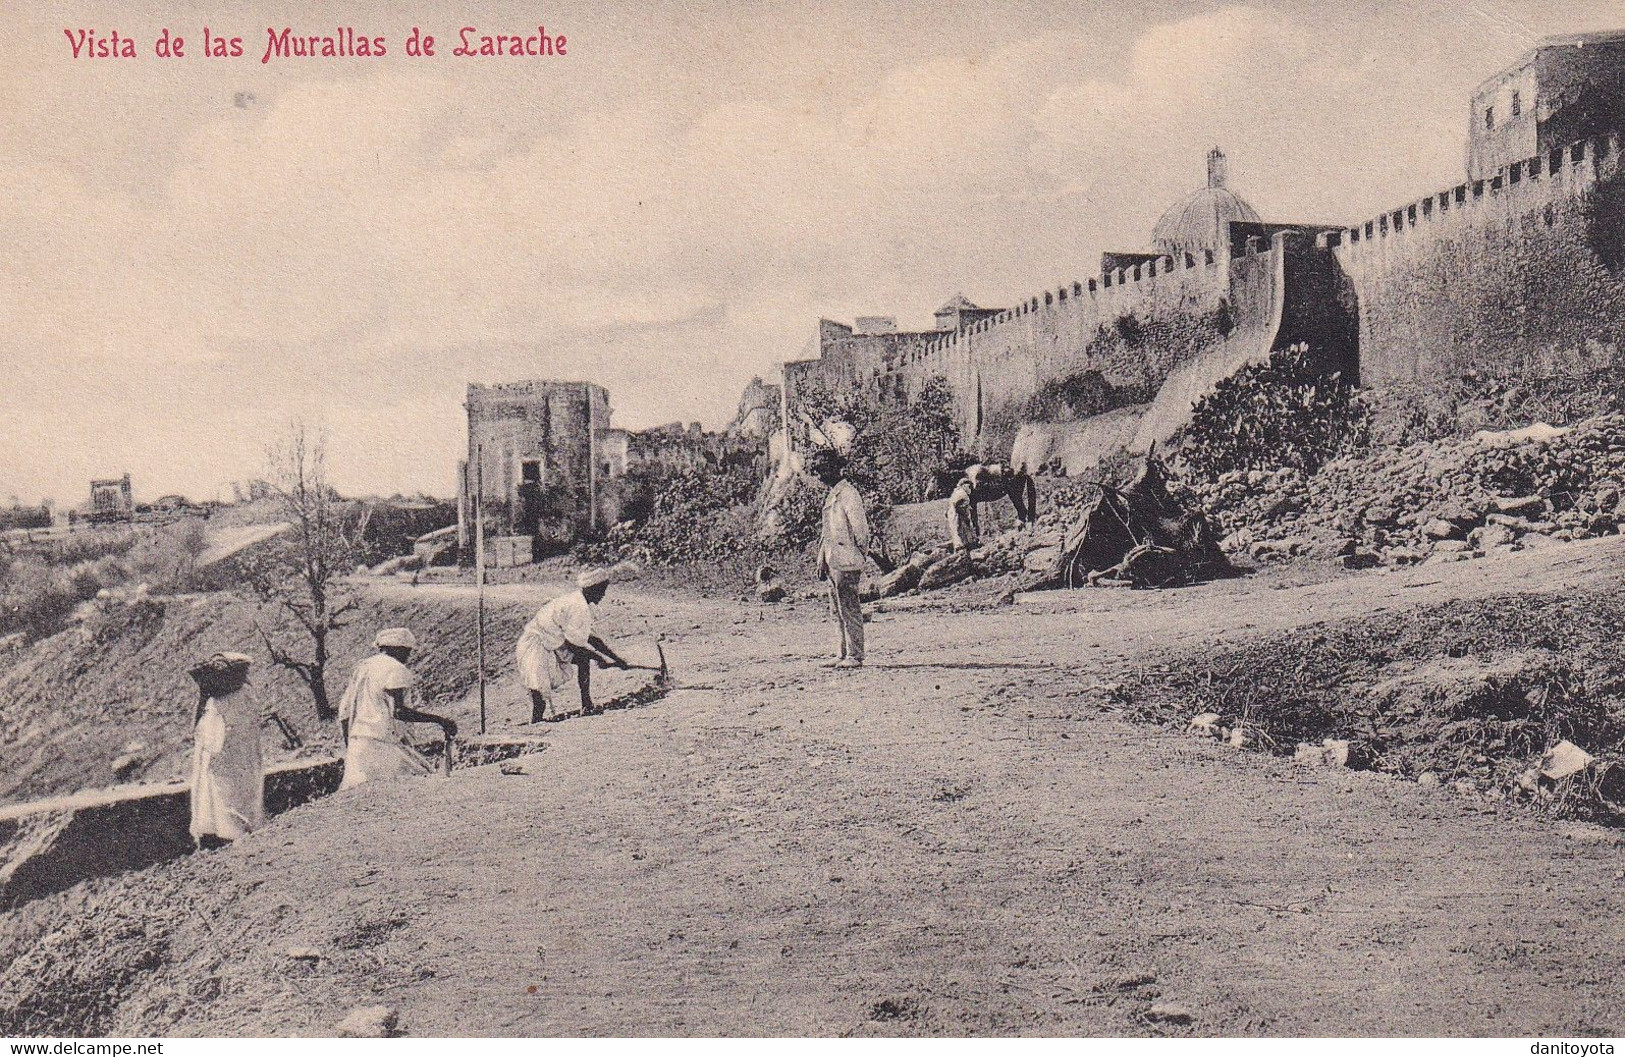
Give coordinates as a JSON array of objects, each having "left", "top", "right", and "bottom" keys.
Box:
[
  {"left": 0, "top": 735, "right": 548, "bottom": 912},
  {"left": 882, "top": 498, "right": 1021, "bottom": 556},
  {"left": 0, "top": 758, "right": 343, "bottom": 912}
]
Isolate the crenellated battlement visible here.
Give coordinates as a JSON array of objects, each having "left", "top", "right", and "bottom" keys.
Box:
[
  {"left": 884, "top": 246, "right": 1237, "bottom": 377},
  {"left": 1327, "top": 131, "right": 1623, "bottom": 256},
  {"left": 1331, "top": 125, "right": 1625, "bottom": 387}
]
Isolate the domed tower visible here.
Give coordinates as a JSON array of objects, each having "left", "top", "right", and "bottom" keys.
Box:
[{"left": 1150, "top": 148, "right": 1260, "bottom": 259}]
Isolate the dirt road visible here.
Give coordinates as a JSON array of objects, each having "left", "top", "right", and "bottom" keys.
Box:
[{"left": 8, "top": 540, "right": 1625, "bottom": 1035}]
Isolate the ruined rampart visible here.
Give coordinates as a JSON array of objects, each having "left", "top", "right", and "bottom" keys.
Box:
[{"left": 786, "top": 249, "right": 1243, "bottom": 451}]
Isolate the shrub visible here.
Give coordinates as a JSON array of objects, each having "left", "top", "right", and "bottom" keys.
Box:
[
  {"left": 759, "top": 472, "right": 825, "bottom": 552},
  {"left": 790, "top": 377, "right": 963, "bottom": 507},
  {"left": 1174, "top": 342, "right": 1370, "bottom": 482},
  {"left": 126, "top": 519, "right": 209, "bottom": 591}
]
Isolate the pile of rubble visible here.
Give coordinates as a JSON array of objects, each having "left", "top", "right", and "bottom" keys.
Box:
[
  {"left": 1194, "top": 414, "right": 1625, "bottom": 567},
  {"left": 1047, "top": 456, "right": 1228, "bottom": 588},
  {"left": 1126, "top": 590, "right": 1625, "bottom": 822}
]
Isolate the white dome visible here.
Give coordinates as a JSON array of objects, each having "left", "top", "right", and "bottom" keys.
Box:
[{"left": 1150, "top": 148, "right": 1260, "bottom": 258}]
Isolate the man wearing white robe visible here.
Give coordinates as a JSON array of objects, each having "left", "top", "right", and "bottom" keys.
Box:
[
  {"left": 517, "top": 568, "right": 629, "bottom": 722},
  {"left": 338, "top": 628, "right": 457, "bottom": 789},
  {"left": 188, "top": 652, "right": 265, "bottom": 848}
]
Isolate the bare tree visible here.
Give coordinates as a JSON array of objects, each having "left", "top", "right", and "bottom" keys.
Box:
[{"left": 247, "top": 422, "right": 360, "bottom": 721}]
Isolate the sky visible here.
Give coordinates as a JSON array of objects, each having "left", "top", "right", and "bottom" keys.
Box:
[{"left": 1, "top": 0, "right": 1619, "bottom": 504}]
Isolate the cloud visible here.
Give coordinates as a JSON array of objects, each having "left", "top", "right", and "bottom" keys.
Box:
[{"left": 0, "top": 2, "right": 1530, "bottom": 502}]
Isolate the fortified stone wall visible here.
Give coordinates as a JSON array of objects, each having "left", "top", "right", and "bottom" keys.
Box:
[
  {"left": 787, "top": 251, "right": 1240, "bottom": 448},
  {"left": 1332, "top": 132, "right": 1625, "bottom": 386},
  {"left": 786, "top": 228, "right": 1365, "bottom": 470},
  {"left": 948, "top": 252, "right": 1236, "bottom": 448},
  {"left": 782, "top": 49, "right": 1625, "bottom": 478}
]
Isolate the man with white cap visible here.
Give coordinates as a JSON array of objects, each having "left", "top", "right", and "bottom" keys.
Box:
[
  {"left": 336, "top": 627, "right": 457, "bottom": 789},
  {"left": 517, "top": 568, "right": 629, "bottom": 722}
]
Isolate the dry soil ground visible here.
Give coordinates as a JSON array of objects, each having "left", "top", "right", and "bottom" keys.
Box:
[{"left": 5, "top": 540, "right": 1625, "bottom": 1036}]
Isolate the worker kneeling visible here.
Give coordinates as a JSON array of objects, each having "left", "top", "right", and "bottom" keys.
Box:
[
  {"left": 337, "top": 628, "right": 457, "bottom": 789},
  {"left": 518, "top": 568, "right": 629, "bottom": 722}
]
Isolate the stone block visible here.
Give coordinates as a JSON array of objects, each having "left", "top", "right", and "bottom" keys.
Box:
[
  {"left": 876, "top": 562, "right": 923, "bottom": 598},
  {"left": 1423, "top": 519, "right": 1464, "bottom": 540},
  {"left": 336, "top": 1005, "right": 400, "bottom": 1038},
  {"left": 918, "top": 552, "right": 973, "bottom": 591},
  {"left": 1188, "top": 712, "right": 1222, "bottom": 737},
  {"left": 1470, "top": 523, "right": 1517, "bottom": 550},
  {"left": 1541, "top": 739, "right": 1595, "bottom": 781},
  {"left": 1146, "top": 1002, "right": 1193, "bottom": 1025},
  {"left": 1492, "top": 494, "right": 1545, "bottom": 516}
]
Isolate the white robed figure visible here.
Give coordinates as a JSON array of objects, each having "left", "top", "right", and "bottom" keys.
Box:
[
  {"left": 517, "top": 568, "right": 629, "bottom": 722},
  {"left": 947, "top": 477, "right": 979, "bottom": 553},
  {"left": 338, "top": 628, "right": 458, "bottom": 789},
  {"left": 188, "top": 652, "right": 265, "bottom": 847}
]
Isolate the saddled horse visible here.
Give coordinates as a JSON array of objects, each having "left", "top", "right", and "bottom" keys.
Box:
[{"left": 931, "top": 461, "right": 1039, "bottom": 528}]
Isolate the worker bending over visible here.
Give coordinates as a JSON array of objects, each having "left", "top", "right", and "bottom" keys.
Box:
[{"left": 517, "top": 568, "right": 629, "bottom": 722}]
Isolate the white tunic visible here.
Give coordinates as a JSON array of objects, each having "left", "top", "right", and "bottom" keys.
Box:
[
  {"left": 516, "top": 590, "right": 596, "bottom": 695},
  {"left": 189, "top": 687, "right": 265, "bottom": 841},
  {"left": 948, "top": 481, "right": 978, "bottom": 549},
  {"left": 338, "top": 653, "right": 430, "bottom": 789}
]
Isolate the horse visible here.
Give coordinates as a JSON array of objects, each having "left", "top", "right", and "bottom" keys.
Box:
[{"left": 931, "top": 461, "right": 1039, "bottom": 532}]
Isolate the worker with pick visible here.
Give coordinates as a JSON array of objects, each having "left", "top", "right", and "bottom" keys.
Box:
[
  {"left": 337, "top": 628, "right": 458, "bottom": 789},
  {"left": 517, "top": 568, "right": 630, "bottom": 722}
]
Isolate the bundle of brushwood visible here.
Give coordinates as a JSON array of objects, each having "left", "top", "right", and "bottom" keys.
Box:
[{"left": 1047, "top": 452, "right": 1230, "bottom": 589}]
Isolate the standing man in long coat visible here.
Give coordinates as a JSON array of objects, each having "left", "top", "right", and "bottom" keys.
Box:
[{"left": 811, "top": 450, "right": 870, "bottom": 669}]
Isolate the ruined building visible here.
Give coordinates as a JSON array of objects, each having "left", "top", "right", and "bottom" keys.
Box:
[
  {"left": 458, "top": 378, "right": 776, "bottom": 562},
  {"left": 458, "top": 381, "right": 618, "bottom": 562},
  {"left": 783, "top": 32, "right": 1625, "bottom": 474},
  {"left": 87, "top": 474, "right": 133, "bottom": 523},
  {"left": 730, "top": 376, "right": 782, "bottom": 438}
]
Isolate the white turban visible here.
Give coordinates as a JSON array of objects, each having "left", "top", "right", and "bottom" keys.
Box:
[
  {"left": 577, "top": 568, "right": 612, "bottom": 589},
  {"left": 375, "top": 627, "right": 418, "bottom": 650}
]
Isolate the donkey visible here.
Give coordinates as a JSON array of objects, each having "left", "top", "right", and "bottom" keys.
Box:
[{"left": 932, "top": 461, "right": 1039, "bottom": 533}]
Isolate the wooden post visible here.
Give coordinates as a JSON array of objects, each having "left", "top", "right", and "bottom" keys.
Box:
[{"left": 475, "top": 445, "right": 487, "bottom": 735}]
